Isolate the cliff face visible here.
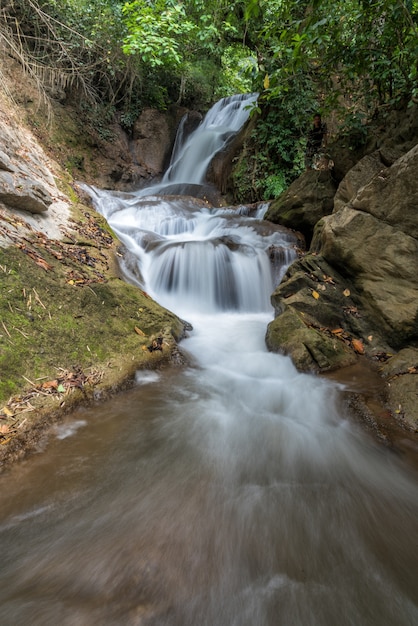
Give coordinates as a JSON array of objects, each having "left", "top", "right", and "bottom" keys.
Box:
[{"left": 265, "top": 105, "right": 418, "bottom": 431}]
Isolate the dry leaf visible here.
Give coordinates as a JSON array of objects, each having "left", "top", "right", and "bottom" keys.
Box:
[
  {"left": 0, "top": 424, "right": 10, "bottom": 434},
  {"left": 367, "top": 335, "right": 373, "bottom": 342},
  {"left": 42, "top": 380, "right": 58, "bottom": 389},
  {"left": 352, "top": 338, "right": 365, "bottom": 354},
  {"left": 0, "top": 406, "right": 14, "bottom": 417},
  {"left": 134, "top": 326, "right": 146, "bottom": 336},
  {"left": 35, "top": 257, "right": 53, "bottom": 271},
  {"left": 331, "top": 328, "right": 344, "bottom": 335},
  {"left": 343, "top": 289, "right": 351, "bottom": 297},
  {"left": 312, "top": 290, "right": 320, "bottom": 300}
]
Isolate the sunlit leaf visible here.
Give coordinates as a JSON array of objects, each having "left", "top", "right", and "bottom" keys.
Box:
[
  {"left": 42, "top": 380, "right": 58, "bottom": 389},
  {"left": 312, "top": 290, "right": 320, "bottom": 299},
  {"left": 352, "top": 338, "right": 365, "bottom": 354}
]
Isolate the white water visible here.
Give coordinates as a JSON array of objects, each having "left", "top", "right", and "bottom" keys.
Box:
[
  {"left": 163, "top": 93, "right": 258, "bottom": 185},
  {"left": 0, "top": 95, "right": 417, "bottom": 625}
]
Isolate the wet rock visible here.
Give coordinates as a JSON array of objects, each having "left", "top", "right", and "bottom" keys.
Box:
[
  {"left": 266, "top": 253, "right": 387, "bottom": 372},
  {"left": 266, "top": 306, "right": 356, "bottom": 373}
]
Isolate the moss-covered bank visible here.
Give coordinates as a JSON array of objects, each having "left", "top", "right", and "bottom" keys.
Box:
[{"left": 0, "top": 206, "right": 187, "bottom": 470}]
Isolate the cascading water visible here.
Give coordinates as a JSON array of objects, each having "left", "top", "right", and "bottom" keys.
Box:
[
  {"left": 162, "top": 93, "right": 258, "bottom": 185},
  {"left": 0, "top": 95, "right": 417, "bottom": 626}
]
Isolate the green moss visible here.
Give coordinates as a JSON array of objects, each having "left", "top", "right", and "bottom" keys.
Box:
[{"left": 0, "top": 240, "right": 183, "bottom": 405}]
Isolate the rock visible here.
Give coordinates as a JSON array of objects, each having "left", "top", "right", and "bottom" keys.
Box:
[
  {"left": 351, "top": 143, "right": 418, "bottom": 239},
  {"left": 268, "top": 140, "right": 418, "bottom": 382},
  {"left": 264, "top": 170, "right": 337, "bottom": 245},
  {"left": 131, "top": 109, "right": 174, "bottom": 175},
  {"left": 0, "top": 98, "right": 69, "bottom": 218},
  {"left": 379, "top": 348, "right": 418, "bottom": 430},
  {"left": 266, "top": 306, "right": 357, "bottom": 373},
  {"left": 333, "top": 152, "right": 385, "bottom": 213},
  {"left": 311, "top": 145, "right": 418, "bottom": 349},
  {"left": 0, "top": 171, "right": 53, "bottom": 213},
  {"left": 0, "top": 149, "right": 14, "bottom": 172},
  {"left": 266, "top": 253, "right": 388, "bottom": 371}
]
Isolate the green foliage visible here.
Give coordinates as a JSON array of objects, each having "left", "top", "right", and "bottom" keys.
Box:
[
  {"left": 122, "top": 0, "right": 196, "bottom": 68},
  {"left": 262, "top": 171, "right": 288, "bottom": 200},
  {"left": 2, "top": 0, "right": 417, "bottom": 203}
]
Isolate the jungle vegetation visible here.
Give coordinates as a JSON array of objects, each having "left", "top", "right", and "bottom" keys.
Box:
[{"left": 1, "top": 0, "right": 417, "bottom": 198}]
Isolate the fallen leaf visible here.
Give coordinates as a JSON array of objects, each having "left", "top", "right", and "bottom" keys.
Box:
[
  {"left": 134, "top": 326, "right": 146, "bottom": 336},
  {"left": 0, "top": 406, "right": 14, "bottom": 417},
  {"left": 367, "top": 335, "right": 373, "bottom": 342},
  {"left": 42, "top": 380, "right": 58, "bottom": 389},
  {"left": 352, "top": 338, "right": 365, "bottom": 354},
  {"left": 35, "top": 257, "right": 53, "bottom": 271},
  {"left": 0, "top": 425, "right": 10, "bottom": 434},
  {"left": 312, "top": 290, "right": 320, "bottom": 300},
  {"left": 331, "top": 328, "right": 344, "bottom": 335},
  {"left": 343, "top": 289, "right": 351, "bottom": 297}
]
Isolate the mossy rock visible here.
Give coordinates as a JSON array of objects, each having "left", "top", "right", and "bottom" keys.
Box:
[{"left": 266, "top": 307, "right": 356, "bottom": 373}]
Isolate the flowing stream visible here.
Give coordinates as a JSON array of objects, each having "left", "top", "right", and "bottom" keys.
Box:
[{"left": 1, "top": 95, "right": 418, "bottom": 626}]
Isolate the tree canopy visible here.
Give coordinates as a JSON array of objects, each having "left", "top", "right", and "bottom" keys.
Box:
[{"left": 1, "top": 0, "right": 417, "bottom": 197}]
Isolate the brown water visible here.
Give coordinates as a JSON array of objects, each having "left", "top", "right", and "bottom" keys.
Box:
[{"left": 0, "top": 316, "right": 418, "bottom": 626}]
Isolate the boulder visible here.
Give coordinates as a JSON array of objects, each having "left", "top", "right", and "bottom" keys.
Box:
[
  {"left": 264, "top": 170, "right": 337, "bottom": 245},
  {"left": 333, "top": 152, "right": 385, "bottom": 212},
  {"left": 0, "top": 101, "right": 66, "bottom": 216},
  {"left": 312, "top": 207, "right": 418, "bottom": 348},
  {"left": 351, "top": 143, "right": 418, "bottom": 239},
  {"left": 131, "top": 108, "right": 174, "bottom": 175},
  {"left": 266, "top": 253, "right": 388, "bottom": 372},
  {"left": 267, "top": 142, "right": 418, "bottom": 378},
  {"left": 0, "top": 171, "right": 53, "bottom": 213},
  {"left": 266, "top": 305, "right": 356, "bottom": 373}
]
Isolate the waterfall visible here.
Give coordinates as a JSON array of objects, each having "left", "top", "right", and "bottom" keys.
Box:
[
  {"left": 162, "top": 93, "right": 258, "bottom": 185},
  {"left": 87, "top": 92, "right": 297, "bottom": 316},
  {"left": 1, "top": 95, "right": 417, "bottom": 626}
]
